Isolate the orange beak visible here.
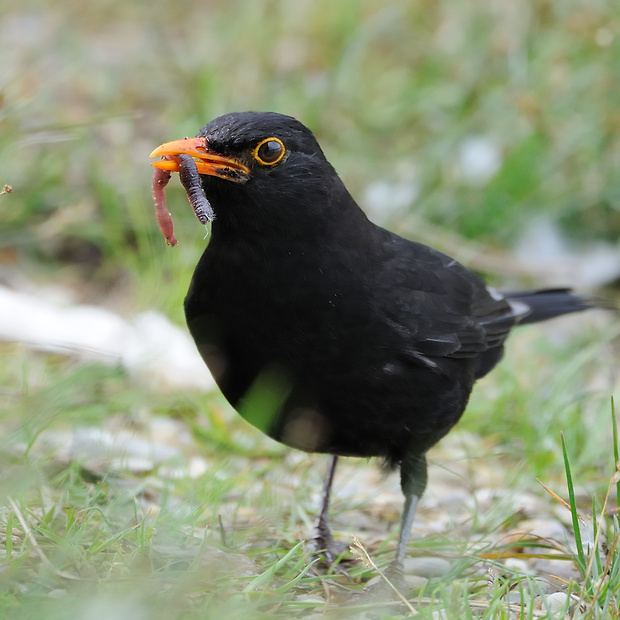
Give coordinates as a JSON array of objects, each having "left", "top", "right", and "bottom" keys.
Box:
[{"left": 150, "top": 137, "right": 250, "bottom": 182}]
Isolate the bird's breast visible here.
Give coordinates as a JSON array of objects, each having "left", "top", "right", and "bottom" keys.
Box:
[{"left": 184, "top": 235, "right": 473, "bottom": 460}]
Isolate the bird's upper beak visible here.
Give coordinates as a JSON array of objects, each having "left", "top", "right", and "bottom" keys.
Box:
[{"left": 150, "top": 137, "right": 250, "bottom": 182}]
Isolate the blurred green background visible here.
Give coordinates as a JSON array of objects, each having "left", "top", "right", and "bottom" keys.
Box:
[
  {"left": 2, "top": 0, "right": 619, "bottom": 318},
  {"left": 1, "top": 1, "right": 619, "bottom": 617}
]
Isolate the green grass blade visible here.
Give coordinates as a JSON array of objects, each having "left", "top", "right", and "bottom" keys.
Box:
[
  {"left": 591, "top": 496, "right": 602, "bottom": 579},
  {"left": 561, "top": 432, "right": 587, "bottom": 573},
  {"left": 273, "top": 558, "right": 320, "bottom": 596},
  {"left": 5, "top": 511, "right": 13, "bottom": 560},
  {"left": 242, "top": 542, "right": 304, "bottom": 593}
]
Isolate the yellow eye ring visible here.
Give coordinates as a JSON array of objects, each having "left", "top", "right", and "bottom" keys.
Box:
[{"left": 253, "top": 137, "right": 286, "bottom": 166}]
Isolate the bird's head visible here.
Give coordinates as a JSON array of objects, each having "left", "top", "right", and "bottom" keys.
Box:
[{"left": 150, "top": 112, "right": 350, "bottom": 234}]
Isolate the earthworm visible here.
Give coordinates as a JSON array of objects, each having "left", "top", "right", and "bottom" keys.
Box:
[
  {"left": 152, "top": 160, "right": 177, "bottom": 246},
  {"left": 177, "top": 153, "right": 215, "bottom": 224},
  {"left": 152, "top": 154, "right": 215, "bottom": 246}
]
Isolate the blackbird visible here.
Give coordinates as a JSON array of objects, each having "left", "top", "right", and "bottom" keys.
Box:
[{"left": 150, "top": 112, "right": 599, "bottom": 578}]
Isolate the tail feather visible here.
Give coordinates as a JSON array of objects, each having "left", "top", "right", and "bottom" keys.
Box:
[{"left": 504, "top": 288, "right": 610, "bottom": 325}]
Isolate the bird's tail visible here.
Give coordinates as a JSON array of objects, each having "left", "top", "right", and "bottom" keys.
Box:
[{"left": 505, "top": 288, "right": 610, "bottom": 325}]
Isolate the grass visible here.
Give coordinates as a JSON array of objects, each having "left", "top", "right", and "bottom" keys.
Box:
[
  {"left": 1, "top": 0, "right": 619, "bottom": 617},
  {"left": 1, "top": 329, "right": 617, "bottom": 617}
]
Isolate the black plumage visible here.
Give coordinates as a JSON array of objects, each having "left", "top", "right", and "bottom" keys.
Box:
[{"left": 150, "top": 112, "right": 601, "bottom": 578}]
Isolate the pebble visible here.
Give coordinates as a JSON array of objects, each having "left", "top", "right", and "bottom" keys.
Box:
[
  {"left": 503, "top": 557, "right": 532, "bottom": 574},
  {"left": 404, "top": 574, "right": 428, "bottom": 590},
  {"left": 403, "top": 556, "right": 451, "bottom": 578},
  {"left": 295, "top": 594, "right": 325, "bottom": 604},
  {"left": 532, "top": 591, "right": 581, "bottom": 617},
  {"left": 529, "top": 578, "right": 560, "bottom": 596},
  {"left": 516, "top": 517, "right": 567, "bottom": 540},
  {"left": 546, "top": 591, "right": 571, "bottom": 613},
  {"left": 507, "top": 591, "right": 525, "bottom": 605}
]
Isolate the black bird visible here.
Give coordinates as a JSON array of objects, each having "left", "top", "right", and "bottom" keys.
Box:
[{"left": 150, "top": 112, "right": 598, "bottom": 579}]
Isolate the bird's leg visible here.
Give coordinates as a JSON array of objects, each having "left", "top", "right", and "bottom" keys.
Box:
[
  {"left": 358, "top": 455, "right": 427, "bottom": 603},
  {"left": 308, "top": 455, "right": 348, "bottom": 565},
  {"left": 380, "top": 454, "right": 428, "bottom": 589},
  {"left": 394, "top": 493, "right": 419, "bottom": 566},
  {"left": 379, "top": 492, "right": 420, "bottom": 590}
]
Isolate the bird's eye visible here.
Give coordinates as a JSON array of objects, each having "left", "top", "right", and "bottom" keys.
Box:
[{"left": 253, "top": 137, "right": 285, "bottom": 166}]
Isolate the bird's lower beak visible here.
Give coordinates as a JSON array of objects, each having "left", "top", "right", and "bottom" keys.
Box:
[{"left": 150, "top": 137, "right": 250, "bottom": 181}]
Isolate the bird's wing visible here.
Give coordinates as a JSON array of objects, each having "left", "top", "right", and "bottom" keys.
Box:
[{"left": 378, "top": 238, "right": 529, "bottom": 366}]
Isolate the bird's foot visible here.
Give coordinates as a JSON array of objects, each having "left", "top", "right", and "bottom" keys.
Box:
[
  {"left": 359, "top": 560, "right": 409, "bottom": 603},
  {"left": 308, "top": 529, "right": 351, "bottom": 570}
]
